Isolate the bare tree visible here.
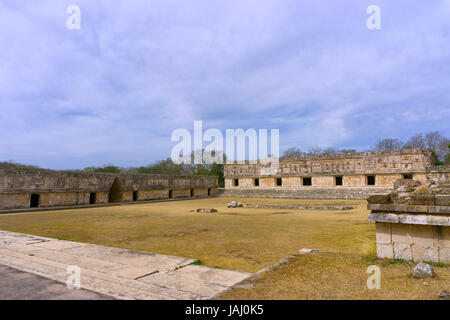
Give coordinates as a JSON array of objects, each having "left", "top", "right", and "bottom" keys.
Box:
[
  {"left": 403, "top": 133, "right": 426, "bottom": 149},
  {"left": 321, "top": 147, "right": 339, "bottom": 155},
  {"left": 374, "top": 139, "right": 403, "bottom": 151},
  {"left": 339, "top": 149, "right": 357, "bottom": 154},
  {"left": 281, "top": 147, "right": 304, "bottom": 159},
  {"left": 425, "top": 131, "right": 449, "bottom": 160},
  {"left": 308, "top": 145, "right": 322, "bottom": 156}
]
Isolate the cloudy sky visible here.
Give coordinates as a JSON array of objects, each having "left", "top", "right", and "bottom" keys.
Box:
[{"left": 1, "top": 1, "right": 449, "bottom": 169}]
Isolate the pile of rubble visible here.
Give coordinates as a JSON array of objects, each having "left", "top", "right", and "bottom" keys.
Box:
[
  {"left": 386, "top": 179, "right": 450, "bottom": 205},
  {"left": 227, "top": 201, "right": 243, "bottom": 208},
  {"left": 191, "top": 208, "right": 218, "bottom": 213}
]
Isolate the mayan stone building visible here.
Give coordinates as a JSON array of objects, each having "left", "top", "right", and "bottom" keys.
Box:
[
  {"left": 224, "top": 149, "right": 448, "bottom": 199},
  {"left": 0, "top": 171, "right": 218, "bottom": 210}
]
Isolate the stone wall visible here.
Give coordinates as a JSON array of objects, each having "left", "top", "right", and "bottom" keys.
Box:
[
  {"left": 221, "top": 187, "right": 392, "bottom": 200},
  {"left": 0, "top": 171, "right": 218, "bottom": 210},
  {"left": 367, "top": 184, "right": 450, "bottom": 263},
  {"left": 225, "top": 149, "right": 434, "bottom": 178},
  {"left": 223, "top": 149, "right": 449, "bottom": 199}
]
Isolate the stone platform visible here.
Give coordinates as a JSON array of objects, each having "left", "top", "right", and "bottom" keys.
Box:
[
  {"left": 0, "top": 230, "right": 251, "bottom": 300},
  {"left": 367, "top": 182, "right": 450, "bottom": 263},
  {"left": 221, "top": 187, "right": 392, "bottom": 200}
]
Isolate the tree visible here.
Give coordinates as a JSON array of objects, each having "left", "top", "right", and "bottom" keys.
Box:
[
  {"left": 308, "top": 145, "right": 322, "bottom": 156},
  {"left": 374, "top": 139, "right": 403, "bottom": 151},
  {"left": 0, "top": 161, "right": 44, "bottom": 172},
  {"left": 137, "top": 158, "right": 184, "bottom": 175},
  {"left": 339, "top": 149, "right": 357, "bottom": 154},
  {"left": 321, "top": 147, "right": 339, "bottom": 155},
  {"left": 424, "top": 131, "right": 450, "bottom": 161},
  {"left": 281, "top": 147, "right": 304, "bottom": 159},
  {"left": 403, "top": 133, "right": 426, "bottom": 149},
  {"left": 84, "top": 165, "right": 121, "bottom": 173}
]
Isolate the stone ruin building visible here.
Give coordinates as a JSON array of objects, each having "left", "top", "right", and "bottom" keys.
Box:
[
  {"left": 224, "top": 148, "right": 450, "bottom": 262},
  {"left": 1, "top": 148, "right": 449, "bottom": 263},
  {"left": 224, "top": 148, "right": 449, "bottom": 199},
  {"left": 0, "top": 170, "right": 218, "bottom": 211}
]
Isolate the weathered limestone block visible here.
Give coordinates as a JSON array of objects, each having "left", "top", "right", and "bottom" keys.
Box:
[
  {"left": 412, "top": 225, "right": 436, "bottom": 247},
  {"left": 412, "top": 245, "right": 439, "bottom": 263},
  {"left": 375, "top": 222, "right": 392, "bottom": 245},
  {"left": 367, "top": 204, "right": 428, "bottom": 213},
  {"left": 393, "top": 243, "right": 413, "bottom": 260},
  {"left": 367, "top": 212, "right": 399, "bottom": 223},
  {"left": 391, "top": 223, "right": 413, "bottom": 244},
  {"left": 171, "top": 189, "right": 190, "bottom": 198},
  {"left": 435, "top": 195, "right": 450, "bottom": 206},
  {"left": 409, "top": 195, "right": 435, "bottom": 206},
  {"left": 428, "top": 206, "right": 450, "bottom": 214},
  {"left": 435, "top": 226, "right": 450, "bottom": 248},
  {"left": 439, "top": 247, "right": 450, "bottom": 262},
  {"left": 192, "top": 188, "right": 209, "bottom": 197},
  {"left": 427, "top": 215, "right": 450, "bottom": 227},
  {"left": 366, "top": 193, "right": 391, "bottom": 204},
  {"left": 377, "top": 243, "right": 394, "bottom": 259},
  {"left": 398, "top": 214, "right": 428, "bottom": 225}
]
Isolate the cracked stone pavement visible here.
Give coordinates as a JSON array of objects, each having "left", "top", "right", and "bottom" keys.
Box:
[{"left": 0, "top": 230, "right": 251, "bottom": 300}]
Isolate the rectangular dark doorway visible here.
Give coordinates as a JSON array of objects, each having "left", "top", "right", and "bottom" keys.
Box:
[
  {"left": 89, "top": 192, "right": 96, "bottom": 204},
  {"left": 30, "top": 194, "right": 40, "bottom": 208},
  {"left": 234, "top": 179, "right": 239, "bottom": 187},
  {"left": 133, "top": 191, "right": 138, "bottom": 201},
  {"left": 303, "top": 177, "right": 312, "bottom": 186},
  {"left": 208, "top": 188, "right": 211, "bottom": 196},
  {"left": 169, "top": 190, "right": 173, "bottom": 199},
  {"left": 403, "top": 174, "right": 413, "bottom": 179},
  {"left": 254, "top": 178, "right": 259, "bottom": 187},
  {"left": 367, "top": 175, "right": 376, "bottom": 185},
  {"left": 335, "top": 176, "right": 343, "bottom": 186},
  {"left": 190, "top": 189, "right": 194, "bottom": 197},
  {"left": 276, "top": 178, "right": 282, "bottom": 186}
]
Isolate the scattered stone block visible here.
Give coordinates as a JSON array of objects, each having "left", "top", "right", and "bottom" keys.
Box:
[
  {"left": 438, "top": 290, "right": 450, "bottom": 300},
  {"left": 298, "top": 248, "right": 320, "bottom": 254},
  {"left": 196, "top": 208, "right": 217, "bottom": 213},
  {"left": 413, "top": 262, "right": 434, "bottom": 279},
  {"left": 227, "top": 201, "right": 243, "bottom": 208}
]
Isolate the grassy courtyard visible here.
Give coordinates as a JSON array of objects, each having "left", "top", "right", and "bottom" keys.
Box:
[{"left": 0, "top": 197, "right": 448, "bottom": 299}]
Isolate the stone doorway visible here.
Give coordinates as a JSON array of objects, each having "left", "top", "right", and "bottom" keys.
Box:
[{"left": 108, "top": 178, "right": 123, "bottom": 203}]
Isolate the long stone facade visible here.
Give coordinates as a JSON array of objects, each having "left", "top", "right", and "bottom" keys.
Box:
[
  {"left": 224, "top": 149, "right": 448, "bottom": 199},
  {"left": 0, "top": 171, "right": 218, "bottom": 210}
]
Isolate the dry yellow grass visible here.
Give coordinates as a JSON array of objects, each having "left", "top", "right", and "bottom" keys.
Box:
[
  {"left": 0, "top": 197, "right": 373, "bottom": 273},
  {"left": 0, "top": 197, "right": 448, "bottom": 299},
  {"left": 218, "top": 252, "right": 450, "bottom": 300}
]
